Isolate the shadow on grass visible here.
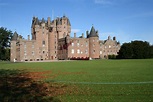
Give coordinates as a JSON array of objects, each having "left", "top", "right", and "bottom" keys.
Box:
[{"left": 0, "top": 69, "right": 60, "bottom": 102}]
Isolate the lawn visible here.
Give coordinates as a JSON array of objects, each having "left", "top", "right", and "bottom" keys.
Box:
[{"left": 0, "top": 59, "right": 153, "bottom": 102}]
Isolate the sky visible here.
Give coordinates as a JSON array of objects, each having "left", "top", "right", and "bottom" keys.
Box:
[{"left": 0, "top": 0, "right": 153, "bottom": 44}]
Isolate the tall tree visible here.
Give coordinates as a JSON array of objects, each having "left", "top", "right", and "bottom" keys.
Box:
[
  {"left": 117, "top": 40, "right": 152, "bottom": 59},
  {"left": 131, "top": 41, "right": 150, "bottom": 59},
  {"left": 0, "top": 27, "right": 13, "bottom": 60},
  {"left": 117, "top": 43, "right": 133, "bottom": 59},
  {"left": 150, "top": 45, "right": 153, "bottom": 58}
]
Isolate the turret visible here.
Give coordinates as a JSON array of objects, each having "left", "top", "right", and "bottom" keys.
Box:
[
  {"left": 88, "top": 26, "right": 100, "bottom": 59},
  {"left": 10, "top": 31, "right": 18, "bottom": 62},
  {"left": 88, "top": 26, "right": 99, "bottom": 38},
  {"left": 11, "top": 31, "right": 18, "bottom": 41},
  {"left": 82, "top": 33, "right": 84, "bottom": 38},
  {"left": 86, "top": 30, "right": 89, "bottom": 38},
  {"left": 47, "top": 17, "right": 51, "bottom": 26},
  {"left": 56, "top": 18, "right": 62, "bottom": 32},
  {"left": 113, "top": 36, "right": 116, "bottom": 41}
]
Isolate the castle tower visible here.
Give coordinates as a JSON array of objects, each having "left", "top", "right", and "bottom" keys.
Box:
[
  {"left": 88, "top": 26, "right": 100, "bottom": 59},
  {"left": 56, "top": 15, "right": 71, "bottom": 39},
  {"left": 31, "top": 17, "right": 49, "bottom": 60},
  {"left": 10, "top": 31, "right": 18, "bottom": 62}
]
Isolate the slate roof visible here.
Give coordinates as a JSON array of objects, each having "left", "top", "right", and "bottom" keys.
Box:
[
  {"left": 11, "top": 31, "right": 18, "bottom": 41},
  {"left": 87, "top": 26, "right": 99, "bottom": 38}
]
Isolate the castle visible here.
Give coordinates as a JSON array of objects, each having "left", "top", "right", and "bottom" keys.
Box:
[{"left": 10, "top": 15, "right": 120, "bottom": 62}]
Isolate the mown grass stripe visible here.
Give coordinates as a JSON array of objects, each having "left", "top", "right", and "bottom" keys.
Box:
[{"left": 48, "top": 80, "right": 153, "bottom": 85}]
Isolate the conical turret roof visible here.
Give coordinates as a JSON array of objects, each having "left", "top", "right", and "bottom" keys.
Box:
[
  {"left": 87, "top": 26, "right": 99, "bottom": 38},
  {"left": 11, "top": 31, "right": 18, "bottom": 41}
]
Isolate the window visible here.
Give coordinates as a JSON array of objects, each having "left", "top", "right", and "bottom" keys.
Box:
[
  {"left": 32, "top": 51, "right": 34, "bottom": 55},
  {"left": 86, "top": 41, "right": 88, "bottom": 47},
  {"left": 71, "top": 49, "right": 74, "bottom": 54},
  {"left": 77, "top": 43, "right": 79, "bottom": 47},
  {"left": 42, "top": 41, "right": 45, "bottom": 46},
  {"left": 71, "top": 43, "right": 74, "bottom": 46},
  {"left": 43, "top": 51, "right": 45, "bottom": 54},
  {"left": 77, "top": 40, "right": 80, "bottom": 46},
  {"left": 93, "top": 44, "right": 95, "bottom": 47},
  {"left": 100, "top": 51, "right": 102, "bottom": 54},
  {"left": 81, "top": 51, "right": 83, "bottom": 54},
  {"left": 77, "top": 49, "right": 80, "bottom": 54},
  {"left": 85, "top": 50, "right": 88, "bottom": 54},
  {"left": 93, "top": 50, "right": 95, "bottom": 54},
  {"left": 24, "top": 51, "right": 27, "bottom": 55}
]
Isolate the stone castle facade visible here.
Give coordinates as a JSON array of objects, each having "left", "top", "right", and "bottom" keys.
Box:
[{"left": 10, "top": 15, "right": 120, "bottom": 62}]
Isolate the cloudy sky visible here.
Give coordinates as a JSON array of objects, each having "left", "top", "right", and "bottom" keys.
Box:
[{"left": 0, "top": 0, "right": 153, "bottom": 44}]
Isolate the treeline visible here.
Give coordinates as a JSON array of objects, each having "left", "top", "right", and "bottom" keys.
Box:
[
  {"left": 0, "top": 27, "right": 13, "bottom": 61},
  {"left": 115, "top": 40, "right": 153, "bottom": 59}
]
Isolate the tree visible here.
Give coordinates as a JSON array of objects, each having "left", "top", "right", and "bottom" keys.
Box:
[
  {"left": 150, "top": 45, "right": 153, "bottom": 58},
  {"left": 131, "top": 41, "right": 150, "bottom": 59},
  {"left": 0, "top": 27, "right": 13, "bottom": 60},
  {"left": 117, "top": 43, "right": 133, "bottom": 59},
  {"left": 117, "top": 40, "right": 152, "bottom": 59}
]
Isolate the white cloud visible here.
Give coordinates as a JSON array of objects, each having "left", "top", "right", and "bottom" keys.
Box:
[
  {"left": 71, "top": 29, "right": 81, "bottom": 33},
  {"left": 94, "top": 0, "right": 113, "bottom": 5},
  {"left": 100, "top": 32, "right": 115, "bottom": 36},
  {"left": 125, "top": 12, "right": 153, "bottom": 19},
  {"left": 94, "top": 0, "right": 127, "bottom": 6}
]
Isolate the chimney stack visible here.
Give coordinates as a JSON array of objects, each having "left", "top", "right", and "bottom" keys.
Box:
[
  {"left": 86, "top": 30, "right": 89, "bottom": 38},
  {"left": 47, "top": 17, "right": 51, "bottom": 25},
  {"left": 113, "top": 36, "right": 116, "bottom": 41},
  {"left": 28, "top": 35, "right": 30, "bottom": 40},
  {"left": 74, "top": 33, "right": 76, "bottom": 38},
  {"left": 108, "top": 36, "right": 111, "bottom": 40},
  {"left": 82, "top": 33, "right": 84, "bottom": 38}
]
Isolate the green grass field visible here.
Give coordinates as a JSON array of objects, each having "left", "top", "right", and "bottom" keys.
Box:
[{"left": 0, "top": 59, "right": 153, "bottom": 102}]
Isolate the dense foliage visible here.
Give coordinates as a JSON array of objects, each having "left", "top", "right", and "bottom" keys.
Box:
[
  {"left": 117, "top": 40, "right": 153, "bottom": 59},
  {"left": 0, "top": 27, "right": 13, "bottom": 60}
]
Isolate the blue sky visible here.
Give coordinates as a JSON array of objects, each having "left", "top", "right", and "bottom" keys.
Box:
[{"left": 0, "top": 0, "right": 153, "bottom": 44}]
